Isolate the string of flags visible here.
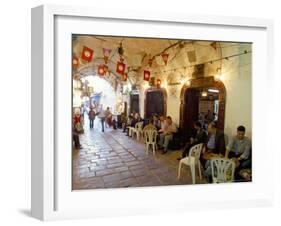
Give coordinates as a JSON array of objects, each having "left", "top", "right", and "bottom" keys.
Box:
[{"left": 73, "top": 44, "right": 251, "bottom": 87}]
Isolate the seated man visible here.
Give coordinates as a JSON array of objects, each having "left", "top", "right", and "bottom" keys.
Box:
[
  {"left": 205, "top": 122, "right": 226, "bottom": 156},
  {"left": 227, "top": 125, "right": 251, "bottom": 181},
  {"left": 158, "top": 115, "right": 167, "bottom": 132},
  {"left": 203, "top": 122, "right": 226, "bottom": 182},
  {"left": 177, "top": 121, "right": 207, "bottom": 160},
  {"left": 158, "top": 116, "right": 177, "bottom": 154},
  {"left": 126, "top": 113, "right": 142, "bottom": 137},
  {"left": 123, "top": 115, "right": 133, "bottom": 133},
  {"left": 120, "top": 112, "right": 127, "bottom": 130},
  {"left": 152, "top": 114, "right": 161, "bottom": 130}
]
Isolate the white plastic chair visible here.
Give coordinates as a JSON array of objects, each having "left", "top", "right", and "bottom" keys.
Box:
[
  {"left": 210, "top": 158, "right": 235, "bottom": 183},
  {"left": 132, "top": 122, "right": 143, "bottom": 141},
  {"left": 178, "top": 143, "right": 203, "bottom": 184},
  {"left": 128, "top": 126, "right": 134, "bottom": 137},
  {"left": 144, "top": 129, "right": 158, "bottom": 155}
]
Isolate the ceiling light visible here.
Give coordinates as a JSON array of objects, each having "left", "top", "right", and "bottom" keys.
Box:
[
  {"left": 201, "top": 91, "right": 208, "bottom": 97},
  {"left": 208, "top": 89, "right": 219, "bottom": 93}
]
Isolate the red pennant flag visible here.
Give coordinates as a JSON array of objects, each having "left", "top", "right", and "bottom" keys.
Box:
[
  {"left": 116, "top": 61, "right": 126, "bottom": 75},
  {"left": 98, "top": 65, "right": 105, "bottom": 76},
  {"left": 161, "top": 53, "right": 169, "bottom": 65},
  {"left": 143, "top": 70, "right": 150, "bottom": 81},
  {"left": 72, "top": 56, "right": 79, "bottom": 68},
  {"left": 157, "top": 79, "right": 161, "bottom": 88},
  {"left": 81, "top": 46, "right": 94, "bottom": 62}
]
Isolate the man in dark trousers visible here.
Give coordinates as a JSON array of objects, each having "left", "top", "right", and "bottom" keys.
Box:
[
  {"left": 88, "top": 107, "right": 96, "bottom": 129},
  {"left": 177, "top": 121, "right": 207, "bottom": 160},
  {"left": 203, "top": 122, "right": 226, "bottom": 182},
  {"left": 205, "top": 121, "right": 226, "bottom": 156}
]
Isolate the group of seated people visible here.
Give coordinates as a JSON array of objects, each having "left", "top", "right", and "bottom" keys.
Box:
[
  {"left": 121, "top": 112, "right": 179, "bottom": 154},
  {"left": 121, "top": 111, "right": 251, "bottom": 182},
  {"left": 178, "top": 121, "right": 251, "bottom": 182}
]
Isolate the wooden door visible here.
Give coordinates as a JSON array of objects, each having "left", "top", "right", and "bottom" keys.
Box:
[
  {"left": 145, "top": 90, "right": 164, "bottom": 118},
  {"left": 183, "top": 89, "right": 199, "bottom": 139},
  {"left": 130, "top": 94, "right": 139, "bottom": 114}
]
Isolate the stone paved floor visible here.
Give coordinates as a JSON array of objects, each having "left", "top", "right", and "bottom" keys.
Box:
[{"left": 72, "top": 118, "right": 206, "bottom": 190}]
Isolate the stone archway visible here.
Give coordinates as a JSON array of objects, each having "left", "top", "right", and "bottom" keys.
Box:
[
  {"left": 179, "top": 76, "right": 226, "bottom": 132},
  {"left": 144, "top": 87, "right": 167, "bottom": 118}
]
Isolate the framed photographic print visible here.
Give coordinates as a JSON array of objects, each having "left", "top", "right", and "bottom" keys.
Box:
[{"left": 31, "top": 4, "right": 274, "bottom": 221}]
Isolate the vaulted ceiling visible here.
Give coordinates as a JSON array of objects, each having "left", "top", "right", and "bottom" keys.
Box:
[{"left": 72, "top": 35, "right": 250, "bottom": 88}]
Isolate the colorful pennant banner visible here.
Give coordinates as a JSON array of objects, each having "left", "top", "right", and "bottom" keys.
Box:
[{"left": 81, "top": 46, "right": 94, "bottom": 62}]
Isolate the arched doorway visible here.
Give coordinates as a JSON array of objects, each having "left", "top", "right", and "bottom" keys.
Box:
[
  {"left": 144, "top": 88, "right": 167, "bottom": 118},
  {"left": 180, "top": 76, "right": 226, "bottom": 138}
]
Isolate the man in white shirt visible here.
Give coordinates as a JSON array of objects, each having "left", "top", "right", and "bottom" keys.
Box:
[
  {"left": 98, "top": 107, "right": 111, "bottom": 132},
  {"left": 227, "top": 125, "right": 251, "bottom": 161},
  {"left": 227, "top": 125, "right": 251, "bottom": 180},
  {"left": 158, "top": 116, "right": 177, "bottom": 154},
  {"left": 158, "top": 115, "right": 167, "bottom": 132}
]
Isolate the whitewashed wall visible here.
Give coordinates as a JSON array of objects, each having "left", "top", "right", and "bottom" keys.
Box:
[
  {"left": 221, "top": 44, "right": 252, "bottom": 141},
  {"left": 138, "top": 43, "right": 252, "bottom": 142}
]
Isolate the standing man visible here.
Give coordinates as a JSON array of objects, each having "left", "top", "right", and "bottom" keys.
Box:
[
  {"left": 158, "top": 116, "right": 177, "bottom": 154},
  {"left": 88, "top": 107, "right": 96, "bottom": 129},
  {"left": 104, "top": 107, "right": 112, "bottom": 127},
  {"left": 98, "top": 107, "right": 112, "bottom": 132},
  {"left": 98, "top": 109, "right": 106, "bottom": 132}
]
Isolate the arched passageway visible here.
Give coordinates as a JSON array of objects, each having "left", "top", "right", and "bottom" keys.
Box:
[{"left": 180, "top": 76, "right": 226, "bottom": 138}]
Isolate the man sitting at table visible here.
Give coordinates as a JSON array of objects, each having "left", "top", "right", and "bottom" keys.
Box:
[
  {"left": 177, "top": 121, "right": 207, "bottom": 160},
  {"left": 158, "top": 116, "right": 177, "bottom": 154},
  {"left": 152, "top": 114, "right": 161, "bottom": 130},
  {"left": 227, "top": 125, "right": 251, "bottom": 181},
  {"left": 158, "top": 115, "right": 167, "bottom": 132},
  {"left": 203, "top": 122, "right": 226, "bottom": 182},
  {"left": 204, "top": 121, "right": 226, "bottom": 156}
]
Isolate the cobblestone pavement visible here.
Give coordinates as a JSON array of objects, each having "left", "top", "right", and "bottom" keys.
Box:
[{"left": 72, "top": 118, "right": 206, "bottom": 190}]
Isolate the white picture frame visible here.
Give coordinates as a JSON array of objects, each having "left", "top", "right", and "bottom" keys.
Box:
[{"left": 31, "top": 4, "right": 274, "bottom": 221}]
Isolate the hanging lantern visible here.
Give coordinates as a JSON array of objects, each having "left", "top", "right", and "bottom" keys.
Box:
[
  {"left": 116, "top": 61, "right": 126, "bottom": 75},
  {"left": 157, "top": 79, "right": 161, "bottom": 88},
  {"left": 72, "top": 56, "right": 79, "bottom": 68},
  {"left": 81, "top": 46, "right": 94, "bottom": 62},
  {"left": 122, "top": 73, "right": 128, "bottom": 81},
  {"left": 143, "top": 70, "right": 150, "bottom": 81},
  {"left": 103, "top": 48, "right": 111, "bottom": 64},
  {"left": 98, "top": 65, "right": 106, "bottom": 76},
  {"left": 161, "top": 53, "right": 169, "bottom": 65}
]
